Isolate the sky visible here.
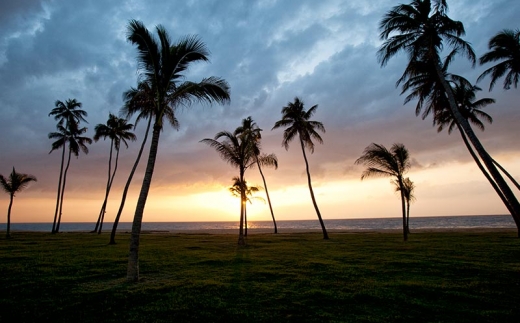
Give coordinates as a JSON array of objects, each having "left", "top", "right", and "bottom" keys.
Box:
[{"left": 0, "top": 0, "right": 519, "bottom": 225}]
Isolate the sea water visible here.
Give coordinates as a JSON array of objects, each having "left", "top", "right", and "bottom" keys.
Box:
[{"left": 1, "top": 215, "right": 515, "bottom": 232}]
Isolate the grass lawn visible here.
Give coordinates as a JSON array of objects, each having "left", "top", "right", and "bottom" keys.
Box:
[{"left": 0, "top": 231, "right": 519, "bottom": 322}]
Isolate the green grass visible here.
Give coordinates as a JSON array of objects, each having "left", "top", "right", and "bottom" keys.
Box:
[{"left": 0, "top": 231, "right": 519, "bottom": 322}]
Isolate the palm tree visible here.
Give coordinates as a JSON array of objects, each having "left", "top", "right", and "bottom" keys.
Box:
[
  {"left": 229, "top": 177, "right": 264, "bottom": 236},
  {"left": 126, "top": 20, "right": 230, "bottom": 281},
  {"left": 109, "top": 82, "right": 162, "bottom": 245},
  {"left": 201, "top": 131, "right": 255, "bottom": 245},
  {"left": 93, "top": 114, "right": 136, "bottom": 234},
  {"left": 0, "top": 168, "right": 37, "bottom": 238},
  {"left": 48, "top": 124, "right": 92, "bottom": 233},
  {"left": 378, "top": 0, "right": 520, "bottom": 235},
  {"left": 478, "top": 29, "right": 520, "bottom": 91},
  {"left": 272, "top": 97, "right": 328, "bottom": 240},
  {"left": 394, "top": 177, "right": 415, "bottom": 233},
  {"left": 355, "top": 143, "right": 411, "bottom": 241},
  {"left": 234, "top": 117, "right": 279, "bottom": 233},
  {"left": 48, "top": 99, "right": 87, "bottom": 233}
]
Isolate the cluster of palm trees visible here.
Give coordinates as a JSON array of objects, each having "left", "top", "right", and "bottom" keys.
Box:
[{"left": 377, "top": 0, "right": 520, "bottom": 237}]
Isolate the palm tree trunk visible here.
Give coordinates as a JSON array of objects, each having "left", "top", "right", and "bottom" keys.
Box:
[
  {"left": 237, "top": 169, "right": 246, "bottom": 246},
  {"left": 110, "top": 117, "right": 152, "bottom": 245},
  {"left": 456, "top": 126, "right": 515, "bottom": 215},
  {"left": 52, "top": 145, "right": 66, "bottom": 234},
  {"left": 56, "top": 148, "right": 72, "bottom": 233},
  {"left": 6, "top": 194, "right": 13, "bottom": 239},
  {"left": 299, "top": 138, "right": 329, "bottom": 240},
  {"left": 99, "top": 147, "right": 120, "bottom": 234},
  {"left": 127, "top": 123, "right": 161, "bottom": 282},
  {"left": 94, "top": 140, "right": 114, "bottom": 232},
  {"left": 492, "top": 158, "right": 520, "bottom": 191},
  {"left": 435, "top": 63, "right": 520, "bottom": 237},
  {"left": 398, "top": 176, "right": 408, "bottom": 241},
  {"left": 244, "top": 202, "right": 248, "bottom": 237},
  {"left": 406, "top": 201, "right": 410, "bottom": 234},
  {"left": 256, "top": 160, "right": 277, "bottom": 233}
]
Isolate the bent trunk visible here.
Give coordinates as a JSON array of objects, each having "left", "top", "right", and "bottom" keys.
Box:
[
  {"left": 492, "top": 158, "right": 520, "bottom": 191},
  {"left": 127, "top": 123, "right": 161, "bottom": 282},
  {"left": 6, "top": 194, "right": 13, "bottom": 239},
  {"left": 99, "top": 147, "right": 120, "bottom": 234},
  {"left": 56, "top": 149, "right": 72, "bottom": 233},
  {"left": 52, "top": 144, "right": 66, "bottom": 233},
  {"left": 94, "top": 140, "right": 114, "bottom": 233},
  {"left": 237, "top": 169, "right": 246, "bottom": 246},
  {"left": 300, "top": 138, "right": 329, "bottom": 240},
  {"left": 257, "top": 159, "right": 277, "bottom": 233},
  {"left": 110, "top": 117, "right": 152, "bottom": 245},
  {"left": 435, "top": 63, "right": 520, "bottom": 237}
]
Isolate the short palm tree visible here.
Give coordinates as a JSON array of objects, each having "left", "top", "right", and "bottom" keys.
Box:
[
  {"left": 378, "top": 0, "right": 520, "bottom": 235},
  {"left": 93, "top": 114, "right": 136, "bottom": 234},
  {"left": 272, "top": 97, "right": 328, "bottom": 240},
  {"left": 126, "top": 20, "right": 230, "bottom": 281},
  {"left": 0, "top": 168, "right": 37, "bottom": 238},
  {"left": 356, "top": 143, "right": 411, "bottom": 241},
  {"left": 48, "top": 99, "right": 87, "bottom": 233},
  {"left": 229, "top": 177, "right": 264, "bottom": 237},
  {"left": 48, "top": 124, "right": 92, "bottom": 233},
  {"left": 478, "top": 29, "right": 520, "bottom": 91},
  {"left": 201, "top": 131, "right": 255, "bottom": 245},
  {"left": 234, "top": 117, "right": 279, "bottom": 233},
  {"left": 394, "top": 177, "right": 415, "bottom": 233}
]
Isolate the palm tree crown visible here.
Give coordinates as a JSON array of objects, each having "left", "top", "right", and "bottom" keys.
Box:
[
  {"left": 94, "top": 114, "right": 137, "bottom": 149},
  {"left": 478, "top": 29, "right": 520, "bottom": 90},
  {"left": 49, "top": 99, "right": 88, "bottom": 130},
  {"left": 0, "top": 168, "right": 37, "bottom": 197}
]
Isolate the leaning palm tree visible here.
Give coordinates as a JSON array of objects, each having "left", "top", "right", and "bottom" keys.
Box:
[
  {"left": 93, "top": 114, "right": 136, "bottom": 234},
  {"left": 378, "top": 0, "right": 520, "bottom": 235},
  {"left": 234, "top": 117, "right": 279, "bottom": 233},
  {"left": 272, "top": 97, "right": 329, "bottom": 240},
  {"left": 48, "top": 124, "right": 92, "bottom": 233},
  {"left": 201, "top": 131, "right": 255, "bottom": 245},
  {"left": 126, "top": 20, "right": 230, "bottom": 281},
  {"left": 0, "top": 168, "right": 37, "bottom": 238},
  {"left": 478, "top": 29, "right": 520, "bottom": 91},
  {"left": 48, "top": 99, "right": 87, "bottom": 233},
  {"left": 356, "top": 143, "right": 411, "bottom": 241},
  {"left": 109, "top": 81, "right": 164, "bottom": 245},
  {"left": 229, "top": 177, "right": 264, "bottom": 237}
]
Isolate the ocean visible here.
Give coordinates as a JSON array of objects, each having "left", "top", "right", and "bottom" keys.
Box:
[{"left": 1, "top": 214, "right": 516, "bottom": 232}]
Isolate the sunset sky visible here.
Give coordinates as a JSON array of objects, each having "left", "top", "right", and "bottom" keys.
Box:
[{"left": 0, "top": 0, "right": 518, "bottom": 224}]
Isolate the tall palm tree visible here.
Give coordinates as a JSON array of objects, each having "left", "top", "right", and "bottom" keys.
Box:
[
  {"left": 126, "top": 20, "right": 230, "bottom": 281},
  {"left": 478, "top": 29, "right": 520, "bottom": 91},
  {"left": 93, "top": 114, "right": 136, "bottom": 234},
  {"left": 272, "top": 97, "right": 329, "bottom": 240},
  {"left": 229, "top": 177, "right": 264, "bottom": 237},
  {"left": 0, "top": 168, "right": 37, "bottom": 238},
  {"left": 378, "top": 0, "right": 520, "bottom": 235},
  {"left": 355, "top": 143, "right": 411, "bottom": 241},
  {"left": 109, "top": 81, "right": 163, "bottom": 245},
  {"left": 234, "top": 117, "right": 279, "bottom": 233},
  {"left": 48, "top": 99, "right": 87, "bottom": 233},
  {"left": 394, "top": 177, "right": 415, "bottom": 233},
  {"left": 201, "top": 131, "right": 255, "bottom": 245},
  {"left": 48, "top": 124, "right": 92, "bottom": 233}
]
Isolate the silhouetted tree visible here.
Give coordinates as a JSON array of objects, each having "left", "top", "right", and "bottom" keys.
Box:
[
  {"left": 272, "top": 97, "right": 329, "bottom": 239},
  {"left": 235, "top": 117, "right": 278, "bottom": 233},
  {"left": 48, "top": 99, "right": 87, "bottom": 233},
  {"left": 93, "top": 114, "right": 136, "bottom": 234},
  {"left": 356, "top": 143, "right": 411, "bottom": 241},
  {"left": 394, "top": 177, "right": 415, "bottom": 233},
  {"left": 126, "top": 20, "right": 230, "bottom": 282},
  {"left": 478, "top": 29, "right": 520, "bottom": 91},
  {"left": 229, "top": 177, "right": 264, "bottom": 236},
  {"left": 378, "top": 0, "right": 520, "bottom": 235},
  {"left": 201, "top": 131, "right": 255, "bottom": 245},
  {"left": 0, "top": 168, "right": 37, "bottom": 239}
]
